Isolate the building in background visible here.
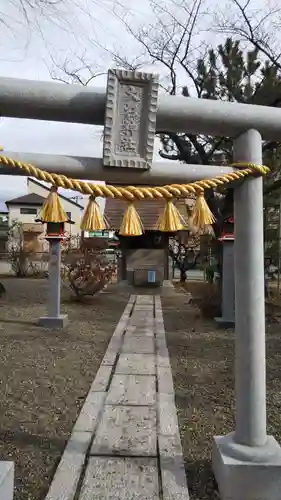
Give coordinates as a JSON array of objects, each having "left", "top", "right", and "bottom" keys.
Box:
[
  {"left": 6, "top": 177, "right": 84, "bottom": 236},
  {"left": 26, "top": 178, "right": 84, "bottom": 235}
]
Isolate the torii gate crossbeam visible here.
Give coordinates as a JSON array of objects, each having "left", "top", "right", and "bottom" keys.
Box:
[
  {"left": 0, "top": 152, "right": 240, "bottom": 184},
  {"left": 0, "top": 75, "right": 281, "bottom": 140}
]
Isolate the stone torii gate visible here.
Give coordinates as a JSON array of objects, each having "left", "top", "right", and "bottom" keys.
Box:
[{"left": 0, "top": 69, "right": 281, "bottom": 500}]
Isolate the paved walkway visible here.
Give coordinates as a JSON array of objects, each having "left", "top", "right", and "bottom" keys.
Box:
[{"left": 45, "top": 294, "right": 189, "bottom": 500}]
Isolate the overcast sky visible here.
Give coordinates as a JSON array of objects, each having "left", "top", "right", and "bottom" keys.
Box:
[
  {"left": 0, "top": 0, "right": 273, "bottom": 205},
  {"left": 0, "top": 0, "right": 167, "bottom": 204}
]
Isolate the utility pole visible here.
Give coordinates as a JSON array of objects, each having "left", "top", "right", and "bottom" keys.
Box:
[{"left": 69, "top": 195, "right": 84, "bottom": 205}]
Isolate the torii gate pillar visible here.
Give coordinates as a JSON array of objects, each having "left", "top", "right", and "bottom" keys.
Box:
[{"left": 212, "top": 129, "right": 281, "bottom": 500}]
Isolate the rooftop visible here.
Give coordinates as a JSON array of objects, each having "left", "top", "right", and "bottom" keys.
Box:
[
  {"left": 27, "top": 178, "right": 84, "bottom": 209},
  {"left": 104, "top": 198, "right": 192, "bottom": 231},
  {"left": 5, "top": 193, "right": 46, "bottom": 206}
]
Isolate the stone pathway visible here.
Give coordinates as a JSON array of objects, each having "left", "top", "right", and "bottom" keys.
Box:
[{"left": 45, "top": 294, "right": 189, "bottom": 500}]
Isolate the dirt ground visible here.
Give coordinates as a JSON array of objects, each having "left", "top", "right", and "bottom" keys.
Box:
[
  {"left": 0, "top": 278, "right": 130, "bottom": 500},
  {"left": 162, "top": 282, "right": 281, "bottom": 500}
]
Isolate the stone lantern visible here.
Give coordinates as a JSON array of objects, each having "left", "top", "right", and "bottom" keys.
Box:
[
  {"left": 37, "top": 216, "right": 74, "bottom": 329},
  {"left": 215, "top": 217, "right": 235, "bottom": 328}
]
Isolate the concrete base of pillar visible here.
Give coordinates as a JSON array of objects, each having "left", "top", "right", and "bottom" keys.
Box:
[
  {"left": 214, "top": 317, "right": 235, "bottom": 328},
  {"left": 212, "top": 433, "right": 281, "bottom": 500},
  {"left": 0, "top": 461, "right": 14, "bottom": 500},
  {"left": 38, "top": 314, "right": 68, "bottom": 329}
]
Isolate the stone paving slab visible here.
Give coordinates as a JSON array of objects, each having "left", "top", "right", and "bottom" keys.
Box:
[
  {"left": 126, "top": 325, "right": 154, "bottom": 337},
  {"left": 107, "top": 336, "right": 124, "bottom": 352},
  {"left": 131, "top": 306, "right": 153, "bottom": 313},
  {"left": 130, "top": 318, "right": 154, "bottom": 327},
  {"left": 106, "top": 374, "right": 156, "bottom": 406},
  {"left": 90, "top": 365, "right": 113, "bottom": 392},
  {"left": 130, "top": 318, "right": 154, "bottom": 325},
  {"left": 91, "top": 405, "right": 157, "bottom": 456},
  {"left": 134, "top": 303, "right": 152, "bottom": 308},
  {"left": 157, "top": 365, "right": 175, "bottom": 395},
  {"left": 115, "top": 353, "right": 156, "bottom": 375},
  {"left": 157, "top": 352, "right": 171, "bottom": 368},
  {"left": 45, "top": 431, "right": 92, "bottom": 500},
  {"left": 158, "top": 432, "right": 184, "bottom": 459},
  {"left": 158, "top": 393, "right": 180, "bottom": 436},
  {"left": 136, "top": 296, "right": 154, "bottom": 304},
  {"left": 79, "top": 457, "right": 160, "bottom": 500},
  {"left": 101, "top": 349, "right": 119, "bottom": 366},
  {"left": 0, "top": 462, "right": 14, "bottom": 500},
  {"left": 45, "top": 292, "right": 189, "bottom": 500},
  {"left": 74, "top": 392, "right": 106, "bottom": 433},
  {"left": 156, "top": 338, "right": 171, "bottom": 367},
  {"left": 121, "top": 335, "right": 155, "bottom": 354},
  {"left": 160, "top": 456, "right": 189, "bottom": 500}
]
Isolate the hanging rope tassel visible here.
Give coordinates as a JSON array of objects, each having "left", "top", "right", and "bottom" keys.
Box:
[
  {"left": 38, "top": 185, "right": 68, "bottom": 222},
  {"left": 192, "top": 192, "right": 216, "bottom": 231},
  {"left": 80, "top": 196, "right": 107, "bottom": 231},
  {"left": 119, "top": 203, "right": 143, "bottom": 236},
  {"left": 156, "top": 200, "right": 186, "bottom": 232}
]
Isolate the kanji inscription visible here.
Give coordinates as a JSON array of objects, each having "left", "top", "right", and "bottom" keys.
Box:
[
  {"left": 116, "top": 84, "right": 143, "bottom": 156},
  {"left": 103, "top": 69, "right": 159, "bottom": 169}
]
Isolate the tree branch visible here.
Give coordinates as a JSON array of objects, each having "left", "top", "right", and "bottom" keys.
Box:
[{"left": 215, "top": 0, "right": 281, "bottom": 71}]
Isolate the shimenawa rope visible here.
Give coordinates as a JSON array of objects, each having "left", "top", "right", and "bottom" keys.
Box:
[{"left": 0, "top": 154, "right": 269, "bottom": 236}]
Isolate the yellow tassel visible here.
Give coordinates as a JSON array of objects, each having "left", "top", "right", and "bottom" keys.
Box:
[
  {"left": 38, "top": 185, "right": 69, "bottom": 223},
  {"left": 80, "top": 196, "right": 107, "bottom": 231},
  {"left": 119, "top": 203, "right": 143, "bottom": 236},
  {"left": 156, "top": 200, "right": 186, "bottom": 232},
  {"left": 192, "top": 192, "right": 216, "bottom": 230}
]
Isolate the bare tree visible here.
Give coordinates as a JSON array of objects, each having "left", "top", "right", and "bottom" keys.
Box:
[
  {"left": 214, "top": 0, "right": 281, "bottom": 70},
  {"left": 48, "top": 0, "right": 209, "bottom": 87},
  {"left": 169, "top": 231, "right": 203, "bottom": 282},
  {"left": 49, "top": 0, "right": 281, "bottom": 294},
  {"left": 2, "top": 0, "right": 66, "bottom": 26},
  {"left": 61, "top": 237, "right": 117, "bottom": 299},
  {"left": 1, "top": 0, "right": 73, "bottom": 48},
  {"left": 48, "top": 49, "right": 107, "bottom": 86},
  {"left": 109, "top": 0, "right": 208, "bottom": 91},
  {"left": 45, "top": 0, "right": 281, "bottom": 91}
]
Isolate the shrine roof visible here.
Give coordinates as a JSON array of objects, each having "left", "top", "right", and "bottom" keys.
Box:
[{"left": 104, "top": 197, "right": 191, "bottom": 231}]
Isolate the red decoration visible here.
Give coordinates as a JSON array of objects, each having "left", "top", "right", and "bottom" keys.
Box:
[{"left": 45, "top": 222, "right": 66, "bottom": 240}]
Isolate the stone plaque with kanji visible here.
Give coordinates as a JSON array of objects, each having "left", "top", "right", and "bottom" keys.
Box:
[{"left": 103, "top": 69, "right": 159, "bottom": 170}]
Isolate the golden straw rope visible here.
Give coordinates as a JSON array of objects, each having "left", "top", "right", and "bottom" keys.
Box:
[{"left": 0, "top": 155, "right": 270, "bottom": 200}]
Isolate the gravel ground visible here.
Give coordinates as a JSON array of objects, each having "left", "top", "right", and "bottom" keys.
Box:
[
  {"left": 2, "top": 278, "right": 280, "bottom": 500},
  {"left": 162, "top": 285, "right": 281, "bottom": 500},
  {"left": 0, "top": 278, "right": 130, "bottom": 500}
]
